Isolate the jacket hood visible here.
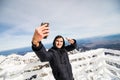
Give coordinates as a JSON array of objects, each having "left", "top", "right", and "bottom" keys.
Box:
[{"left": 52, "top": 35, "right": 65, "bottom": 49}]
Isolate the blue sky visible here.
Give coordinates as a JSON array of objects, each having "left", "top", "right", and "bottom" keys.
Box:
[{"left": 0, "top": 0, "right": 120, "bottom": 51}]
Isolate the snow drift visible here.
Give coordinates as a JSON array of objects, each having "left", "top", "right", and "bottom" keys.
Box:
[{"left": 0, "top": 48, "right": 120, "bottom": 80}]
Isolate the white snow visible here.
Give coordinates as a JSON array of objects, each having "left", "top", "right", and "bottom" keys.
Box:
[{"left": 0, "top": 48, "right": 120, "bottom": 80}]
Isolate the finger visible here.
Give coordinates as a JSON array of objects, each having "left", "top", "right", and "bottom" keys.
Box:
[
  {"left": 66, "top": 37, "right": 69, "bottom": 41},
  {"left": 66, "top": 37, "right": 68, "bottom": 40},
  {"left": 42, "top": 27, "right": 49, "bottom": 31},
  {"left": 42, "top": 31, "right": 49, "bottom": 38},
  {"left": 36, "top": 26, "right": 49, "bottom": 34},
  {"left": 41, "top": 23, "right": 49, "bottom": 27},
  {"left": 36, "top": 23, "right": 49, "bottom": 31},
  {"left": 66, "top": 37, "right": 72, "bottom": 42},
  {"left": 43, "top": 33, "right": 49, "bottom": 37},
  {"left": 42, "top": 29, "right": 49, "bottom": 34}
]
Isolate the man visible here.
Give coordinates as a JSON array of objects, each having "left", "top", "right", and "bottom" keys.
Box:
[{"left": 32, "top": 23, "right": 77, "bottom": 80}]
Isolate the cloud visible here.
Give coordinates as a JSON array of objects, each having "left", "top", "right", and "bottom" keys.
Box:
[{"left": 0, "top": 0, "right": 120, "bottom": 51}]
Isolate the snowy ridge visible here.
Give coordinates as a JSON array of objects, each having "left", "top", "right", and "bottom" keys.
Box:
[
  {"left": 69, "top": 49, "right": 120, "bottom": 80},
  {"left": 0, "top": 48, "right": 120, "bottom": 80}
]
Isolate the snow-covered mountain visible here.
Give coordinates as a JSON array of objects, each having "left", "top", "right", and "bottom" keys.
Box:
[{"left": 0, "top": 48, "right": 120, "bottom": 80}]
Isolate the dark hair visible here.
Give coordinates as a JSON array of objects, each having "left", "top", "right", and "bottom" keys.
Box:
[{"left": 53, "top": 35, "right": 65, "bottom": 49}]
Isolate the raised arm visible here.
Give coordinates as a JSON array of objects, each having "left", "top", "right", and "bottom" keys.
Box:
[
  {"left": 32, "top": 23, "right": 49, "bottom": 47},
  {"left": 32, "top": 42, "right": 53, "bottom": 62},
  {"left": 31, "top": 23, "right": 52, "bottom": 62},
  {"left": 65, "top": 38, "right": 77, "bottom": 52}
]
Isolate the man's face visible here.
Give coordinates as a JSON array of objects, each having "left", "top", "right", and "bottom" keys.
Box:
[{"left": 55, "top": 38, "right": 63, "bottom": 48}]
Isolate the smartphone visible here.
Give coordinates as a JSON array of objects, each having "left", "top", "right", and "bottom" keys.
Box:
[{"left": 41, "top": 22, "right": 49, "bottom": 39}]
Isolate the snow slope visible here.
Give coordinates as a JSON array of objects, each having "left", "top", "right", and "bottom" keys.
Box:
[{"left": 0, "top": 48, "right": 120, "bottom": 80}]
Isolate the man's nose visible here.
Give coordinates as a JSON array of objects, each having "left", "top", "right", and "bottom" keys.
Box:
[{"left": 58, "top": 42, "right": 60, "bottom": 44}]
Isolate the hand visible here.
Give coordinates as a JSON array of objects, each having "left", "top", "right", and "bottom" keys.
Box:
[
  {"left": 32, "top": 23, "right": 49, "bottom": 46},
  {"left": 66, "top": 37, "right": 74, "bottom": 44}
]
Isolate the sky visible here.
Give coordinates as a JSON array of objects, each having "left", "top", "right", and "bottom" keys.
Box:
[{"left": 0, "top": 0, "right": 120, "bottom": 51}]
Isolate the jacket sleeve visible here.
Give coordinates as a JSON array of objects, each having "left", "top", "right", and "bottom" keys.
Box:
[
  {"left": 32, "top": 42, "right": 53, "bottom": 62},
  {"left": 65, "top": 39, "right": 77, "bottom": 52}
]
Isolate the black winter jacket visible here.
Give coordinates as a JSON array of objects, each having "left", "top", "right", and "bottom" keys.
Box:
[{"left": 32, "top": 40, "right": 77, "bottom": 80}]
